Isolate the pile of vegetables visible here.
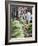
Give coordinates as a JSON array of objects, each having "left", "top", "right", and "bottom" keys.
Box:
[{"left": 10, "top": 17, "right": 32, "bottom": 38}]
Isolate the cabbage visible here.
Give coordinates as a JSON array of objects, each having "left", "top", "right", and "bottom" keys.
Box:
[{"left": 10, "top": 19, "right": 24, "bottom": 38}]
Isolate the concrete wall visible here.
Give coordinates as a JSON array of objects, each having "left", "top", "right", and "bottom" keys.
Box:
[{"left": 37, "top": 3, "right": 38, "bottom": 42}]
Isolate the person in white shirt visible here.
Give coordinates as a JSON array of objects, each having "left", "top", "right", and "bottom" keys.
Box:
[{"left": 26, "top": 12, "right": 32, "bottom": 23}]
